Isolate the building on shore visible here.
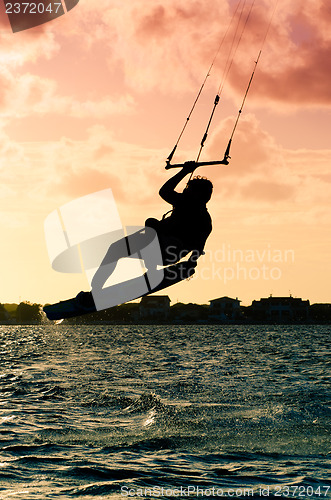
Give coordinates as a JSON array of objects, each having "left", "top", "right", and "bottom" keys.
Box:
[
  {"left": 250, "top": 296, "right": 310, "bottom": 322},
  {"left": 170, "top": 302, "right": 208, "bottom": 322},
  {"left": 309, "top": 303, "right": 331, "bottom": 322},
  {"left": 209, "top": 296, "right": 241, "bottom": 321},
  {"left": 139, "top": 295, "right": 171, "bottom": 320}
]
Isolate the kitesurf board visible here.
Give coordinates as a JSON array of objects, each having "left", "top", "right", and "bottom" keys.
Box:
[
  {"left": 44, "top": 261, "right": 195, "bottom": 320},
  {"left": 44, "top": 293, "right": 95, "bottom": 320}
]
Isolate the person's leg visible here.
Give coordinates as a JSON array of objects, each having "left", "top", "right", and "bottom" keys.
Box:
[
  {"left": 159, "top": 236, "right": 189, "bottom": 266},
  {"left": 90, "top": 236, "right": 127, "bottom": 291},
  {"left": 145, "top": 218, "right": 190, "bottom": 266},
  {"left": 91, "top": 227, "right": 160, "bottom": 292}
]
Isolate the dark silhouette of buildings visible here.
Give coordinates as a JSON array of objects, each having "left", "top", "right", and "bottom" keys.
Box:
[
  {"left": 310, "top": 303, "right": 331, "bottom": 322},
  {"left": 139, "top": 296, "right": 170, "bottom": 320},
  {"left": 249, "top": 296, "right": 310, "bottom": 323},
  {"left": 209, "top": 297, "right": 241, "bottom": 321},
  {"left": 1, "top": 294, "right": 330, "bottom": 324}
]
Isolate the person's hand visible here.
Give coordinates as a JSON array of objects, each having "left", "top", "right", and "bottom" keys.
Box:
[{"left": 181, "top": 161, "right": 197, "bottom": 174}]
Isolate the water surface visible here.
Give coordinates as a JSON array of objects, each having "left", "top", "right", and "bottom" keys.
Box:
[{"left": 0, "top": 324, "right": 330, "bottom": 499}]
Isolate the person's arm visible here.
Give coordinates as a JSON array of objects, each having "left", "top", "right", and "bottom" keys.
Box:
[
  {"left": 186, "top": 245, "right": 205, "bottom": 268},
  {"left": 182, "top": 245, "right": 207, "bottom": 279},
  {"left": 159, "top": 163, "right": 195, "bottom": 204}
]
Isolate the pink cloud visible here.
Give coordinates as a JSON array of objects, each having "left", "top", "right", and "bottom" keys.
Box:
[
  {"left": 240, "top": 180, "right": 295, "bottom": 202},
  {"left": 2, "top": 0, "right": 330, "bottom": 114},
  {"left": 0, "top": 124, "right": 26, "bottom": 172},
  {"left": 135, "top": 1, "right": 226, "bottom": 41},
  {"left": 0, "top": 8, "right": 59, "bottom": 69},
  {"left": 201, "top": 113, "right": 331, "bottom": 207},
  {"left": 135, "top": 5, "right": 172, "bottom": 40},
  {"left": 222, "top": 0, "right": 331, "bottom": 107},
  {"left": 0, "top": 1, "right": 10, "bottom": 28},
  {"left": 57, "top": 167, "right": 125, "bottom": 200},
  {"left": 0, "top": 72, "right": 134, "bottom": 118},
  {"left": 245, "top": 43, "right": 331, "bottom": 106},
  {"left": 206, "top": 114, "right": 280, "bottom": 176},
  {"left": 105, "top": 0, "right": 331, "bottom": 107}
]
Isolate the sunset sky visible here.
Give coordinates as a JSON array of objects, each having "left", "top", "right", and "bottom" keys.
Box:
[{"left": 0, "top": 0, "right": 330, "bottom": 307}]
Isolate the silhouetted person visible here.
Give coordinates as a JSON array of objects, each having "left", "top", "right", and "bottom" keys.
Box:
[
  {"left": 90, "top": 164, "right": 212, "bottom": 291},
  {"left": 44, "top": 164, "right": 214, "bottom": 317},
  {"left": 65, "top": 164, "right": 213, "bottom": 312},
  {"left": 145, "top": 163, "right": 213, "bottom": 270}
]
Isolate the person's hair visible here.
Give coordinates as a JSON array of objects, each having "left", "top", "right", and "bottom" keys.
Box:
[{"left": 186, "top": 175, "right": 213, "bottom": 203}]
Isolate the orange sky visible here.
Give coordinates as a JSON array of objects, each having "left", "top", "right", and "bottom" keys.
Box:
[{"left": 0, "top": 0, "right": 330, "bottom": 307}]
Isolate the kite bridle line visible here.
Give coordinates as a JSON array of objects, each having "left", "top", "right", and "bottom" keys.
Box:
[
  {"left": 194, "top": 0, "right": 255, "bottom": 167},
  {"left": 165, "top": 51, "right": 260, "bottom": 172},
  {"left": 165, "top": 0, "right": 278, "bottom": 180},
  {"left": 166, "top": 0, "right": 246, "bottom": 167},
  {"left": 220, "top": 1, "right": 278, "bottom": 169}
]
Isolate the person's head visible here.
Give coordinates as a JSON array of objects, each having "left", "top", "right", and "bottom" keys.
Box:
[{"left": 184, "top": 175, "right": 213, "bottom": 203}]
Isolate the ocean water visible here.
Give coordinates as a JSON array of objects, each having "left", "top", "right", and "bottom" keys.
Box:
[{"left": 0, "top": 324, "right": 330, "bottom": 499}]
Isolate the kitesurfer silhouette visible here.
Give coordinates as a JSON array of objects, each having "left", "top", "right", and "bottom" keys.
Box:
[
  {"left": 89, "top": 163, "right": 213, "bottom": 295},
  {"left": 44, "top": 163, "right": 213, "bottom": 317},
  {"left": 70, "top": 164, "right": 213, "bottom": 310},
  {"left": 146, "top": 163, "right": 213, "bottom": 269}
]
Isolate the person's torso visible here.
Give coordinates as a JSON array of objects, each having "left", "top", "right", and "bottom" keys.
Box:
[{"left": 159, "top": 198, "right": 212, "bottom": 249}]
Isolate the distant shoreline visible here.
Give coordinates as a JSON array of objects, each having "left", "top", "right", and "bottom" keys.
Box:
[{"left": 1, "top": 299, "right": 331, "bottom": 325}]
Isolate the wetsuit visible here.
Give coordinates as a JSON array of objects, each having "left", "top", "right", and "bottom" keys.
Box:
[{"left": 146, "top": 192, "right": 212, "bottom": 266}]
